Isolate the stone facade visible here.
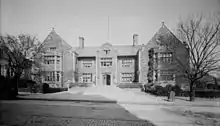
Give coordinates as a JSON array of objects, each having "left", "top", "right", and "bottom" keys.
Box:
[
  {"left": 40, "top": 29, "right": 75, "bottom": 88},
  {"left": 76, "top": 42, "right": 140, "bottom": 86},
  {"left": 140, "top": 23, "right": 189, "bottom": 88},
  {"left": 40, "top": 22, "right": 189, "bottom": 88}
]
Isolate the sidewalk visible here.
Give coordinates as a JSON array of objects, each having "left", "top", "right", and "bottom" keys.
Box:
[{"left": 128, "top": 89, "right": 220, "bottom": 107}]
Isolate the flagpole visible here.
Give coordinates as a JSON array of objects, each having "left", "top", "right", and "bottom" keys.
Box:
[{"left": 107, "top": 16, "right": 110, "bottom": 41}]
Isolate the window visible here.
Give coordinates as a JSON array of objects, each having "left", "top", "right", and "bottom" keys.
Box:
[
  {"left": 82, "top": 73, "right": 92, "bottom": 83},
  {"left": 159, "top": 70, "right": 174, "bottom": 81},
  {"left": 44, "top": 60, "right": 54, "bottom": 64},
  {"left": 50, "top": 47, "right": 56, "bottom": 51},
  {"left": 82, "top": 61, "right": 93, "bottom": 68},
  {"left": 103, "top": 48, "right": 110, "bottom": 55},
  {"left": 57, "top": 60, "right": 60, "bottom": 64},
  {"left": 121, "top": 59, "right": 133, "bottom": 67},
  {"left": 120, "top": 73, "right": 134, "bottom": 82},
  {"left": 57, "top": 72, "right": 60, "bottom": 81},
  {"left": 100, "top": 58, "right": 112, "bottom": 67},
  {"left": 44, "top": 71, "right": 56, "bottom": 81},
  {"left": 0, "top": 65, "right": 7, "bottom": 77},
  {"left": 44, "top": 56, "right": 55, "bottom": 59},
  {"left": 159, "top": 52, "right": 173, "bottom": 63}
]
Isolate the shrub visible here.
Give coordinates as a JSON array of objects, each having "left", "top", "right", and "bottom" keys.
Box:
[
  {"left": 195, "top": 90, "right": 220, "bottom": 98},
  {"left": 117, "top": 83, "right": 142, "bottom": 88},
  {"left": 155, "top": 85, "right": 167, "bottom": 96},
  {"left": 42, "top": 82, "right": 68, "bottom": 94},
  {"left": 77, "top": 83, "right": 92, "bottom": 87},
  {"left": 165, "top": 84, "right": 173, "bottom": 92},
  {"left": 145, "top": 84, "right": 190, "bottom": 97},
  {"left": 207, "top": 84, "right": 215, "bottom": 90},
  {"left": 173, "top": 85, "right": 182, "bottom": 96},
  {"left": 42, "top": 83, "right": 49, "bottom": 93},
  {"left": 45, "top": 88, "right": 68, "bottom": 93}
]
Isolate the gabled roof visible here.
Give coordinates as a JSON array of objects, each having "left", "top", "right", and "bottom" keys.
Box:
[
  {"left": 75, "top": 45, "right": 141, "bottom": 57},
  {"left": 42, "top": 29, "right": 72, "bottom": 51},
  {"left": 147, "top": 22, "right": 183, "bottom": 47}
]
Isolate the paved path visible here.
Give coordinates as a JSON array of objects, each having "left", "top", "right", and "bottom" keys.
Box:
[{"left": 82, "top": 86, "right": 159, "bottom": 104}]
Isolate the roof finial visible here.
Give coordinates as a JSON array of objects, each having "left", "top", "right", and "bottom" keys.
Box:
[{"left": 162, "top": 22, "right": 165, "bottom": 27}]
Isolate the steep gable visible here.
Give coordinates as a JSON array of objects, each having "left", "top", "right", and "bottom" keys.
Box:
[
  {"left": 147, "top": 22, "right": 183, "bottom": 49},
  {"left": 42, "top": 29, "right": 72, "bottom": 51}
]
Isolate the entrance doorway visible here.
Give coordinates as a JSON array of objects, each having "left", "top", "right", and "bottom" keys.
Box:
[
  {"left": 106, "top": 74, "right": 111, "bottom": 86},
  {"left": 102, "top": 74, "right": 111, "bottom": 86}
]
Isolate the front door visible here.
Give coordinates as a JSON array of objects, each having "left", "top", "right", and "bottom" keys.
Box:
[
  {"left": 102, "top": 74, "right": 111, "bottom": 86},
  {"left": 106, "top": 74, "right": 111, "bottom": 86}
]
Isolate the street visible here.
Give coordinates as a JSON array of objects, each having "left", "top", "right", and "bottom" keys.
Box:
[{"left": 0, "top": 100, "right": 155, "bottom": 126}]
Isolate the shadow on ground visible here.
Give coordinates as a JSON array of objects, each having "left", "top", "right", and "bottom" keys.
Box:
[
  {"left": 162, "top": 97, "right": 190, "bottom": 102},
  {"left": 0, "top": 99, "right": 157, "bottom": 126}
]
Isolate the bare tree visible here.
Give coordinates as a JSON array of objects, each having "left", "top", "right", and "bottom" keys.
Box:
[
  {"left": 0, "top": 34, "right": 45, "bottom": 96},
  {"left": 160, "top": 15, "right": 220, "bottom": 101}
]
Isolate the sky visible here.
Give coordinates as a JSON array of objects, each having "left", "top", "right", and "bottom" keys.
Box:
[{"left": 0, "top": 0, "right": 220, "bottom": 47}]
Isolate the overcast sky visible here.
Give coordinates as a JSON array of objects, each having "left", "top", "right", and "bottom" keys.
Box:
[{"left": 1, "top": 0, "right": 220, "bottom": 47}]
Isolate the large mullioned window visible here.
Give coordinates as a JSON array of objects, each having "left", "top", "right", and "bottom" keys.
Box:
[
  {"left": 44, "top": 55, "right": 60, "bottom": 64},
  {"left": 82, "top": 73, "right": 92, "bottom": 83},
  {"left": 159, "top": 70, "right": 174, "bottom": 81},
  {"left": 159, "top": 52, "right": 173, "bottom": 63},
  {"left": 82, "top": 61, "right": 93, "bottom": 68},
  {"left": 100, "top": 58, "right": 112, "bottom": 67},
  {"left": 44, "top": 71, "right": 60, "bottom": 82},
  {"left": 120, "top": 73, "right": 134, "bottom": 82},
  {"left": 121, "top": 59, "right": 133, "bottom": 67}
]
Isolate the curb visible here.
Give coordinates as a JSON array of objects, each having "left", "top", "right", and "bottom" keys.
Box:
[
  {"left": 16, "top": 97, "right": 219, "bottom": 107},
  {"left": 118, "top": 101, "right": 220, "bottom": 108},
  {"left": 16, "top": 97, "right": 117, "bottom": 104}
]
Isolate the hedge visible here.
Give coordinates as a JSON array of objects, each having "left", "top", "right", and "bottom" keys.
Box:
[
  {"left": 42, "top": 83, "right": 68, "bottom": 93},
  {"left": 117, "top": 83, "right": 142, "bottom": 88},
  {"left": 144, "top": 84, "right": 220, "bottom": 98},
  {"left": 68, "top": 83, "right": 93, "bottom": 88},
  {"left": 195, "top": 90, "right": 220, "bottom": 98}
]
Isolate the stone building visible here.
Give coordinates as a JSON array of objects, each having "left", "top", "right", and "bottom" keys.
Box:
[
  {"left": 40, "top": 22, "right": 189, "bottom": 88},
  {"left": 75, "top": 35, "right": 141, "bottom": 86},
  {"left": 140, "top": 22, "right": 189, "bottom": 88},
  {"left": 40, "top": 29, "right": 76, "bottom": 88}
]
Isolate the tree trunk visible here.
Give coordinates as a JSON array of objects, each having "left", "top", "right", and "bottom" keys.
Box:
[
  {"left": 189, "top": 81, "right": 195, "bottom": 101},
  {"left": 11, "top": 74, "right": 20, "bottom": 98}
]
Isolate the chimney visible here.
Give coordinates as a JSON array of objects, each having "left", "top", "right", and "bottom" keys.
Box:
[
  {"left": 79, "top": 37, "right": 84, "bottom": 48},
  {"left": 133, "top": 34, "right": 138, "bottom": 46}
]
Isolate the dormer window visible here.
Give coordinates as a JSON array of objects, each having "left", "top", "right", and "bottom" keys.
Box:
[{"left": 50, "top": 47, "right": 56, "bottom": 51}]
